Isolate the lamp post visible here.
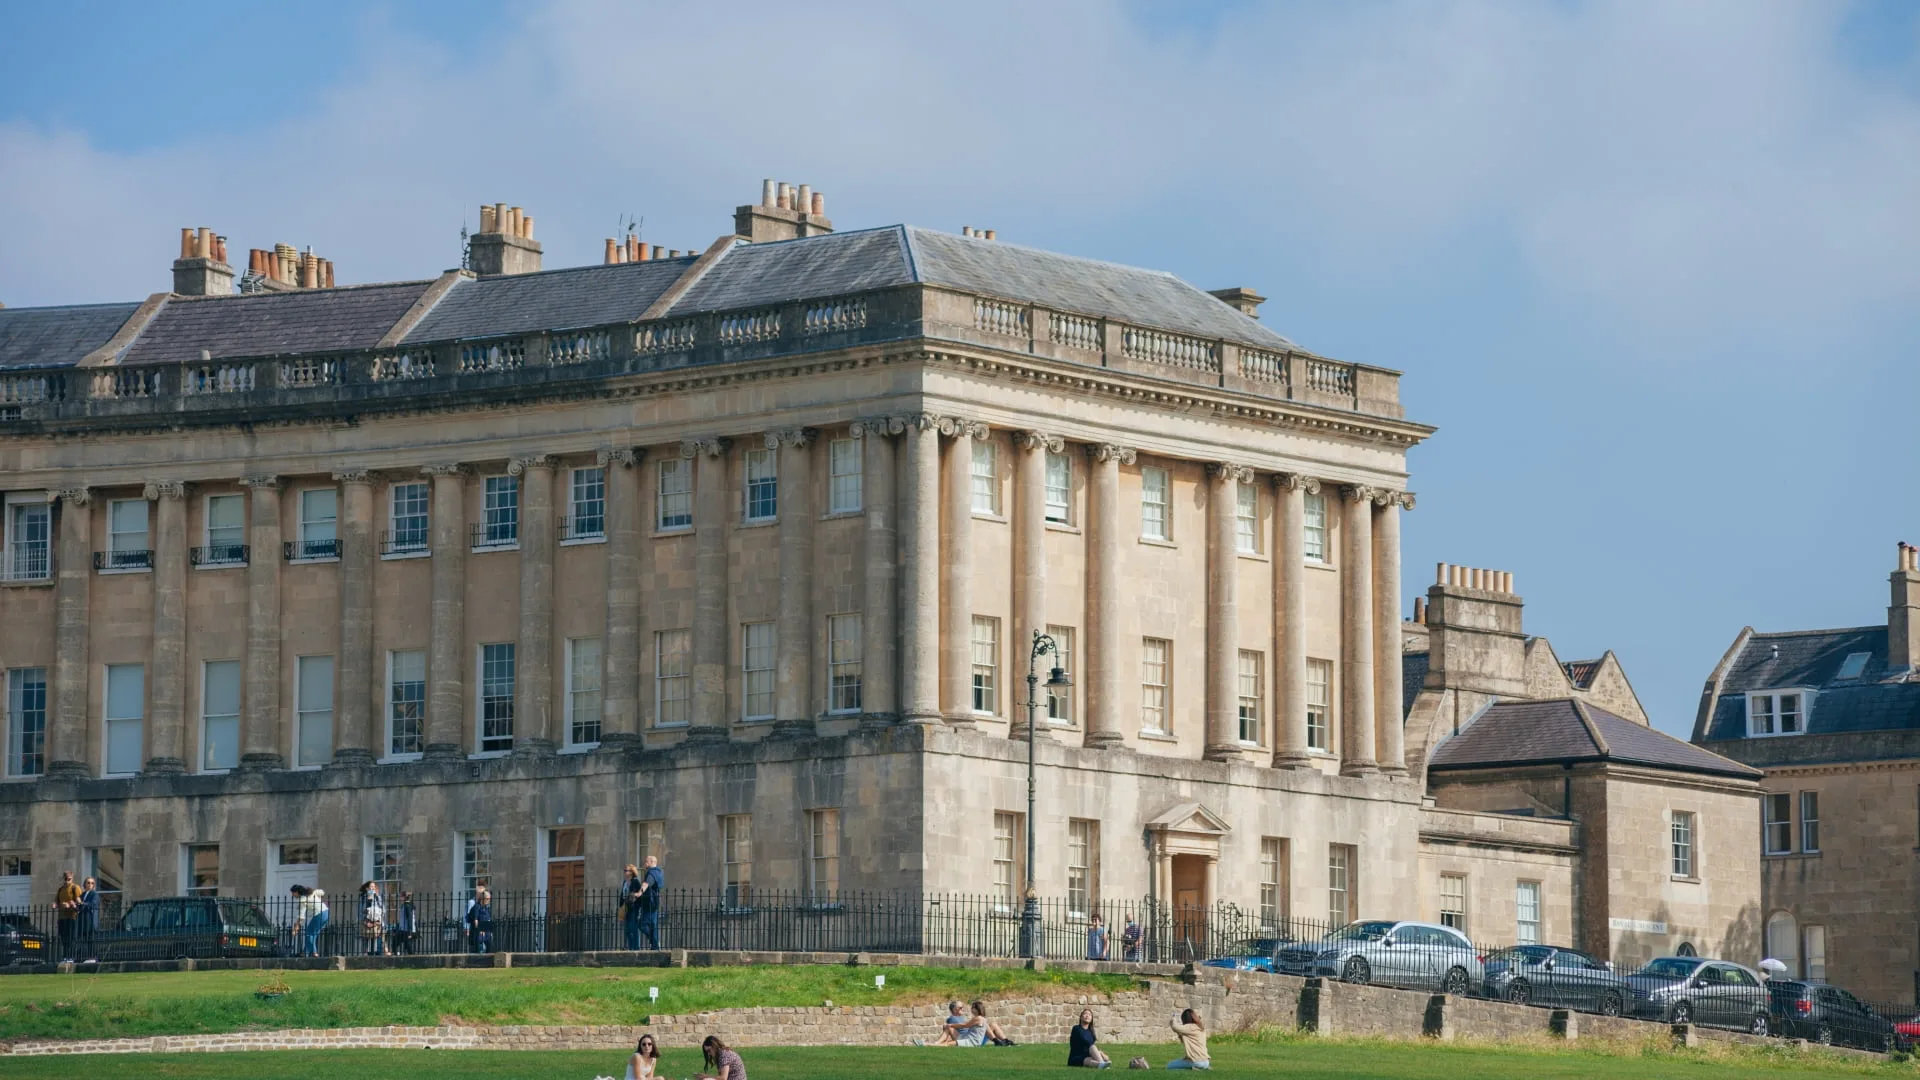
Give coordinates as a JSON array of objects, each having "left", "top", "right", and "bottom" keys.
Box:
[{"left": 1020, "top": 629, "right": 1071, "bottom": 960}]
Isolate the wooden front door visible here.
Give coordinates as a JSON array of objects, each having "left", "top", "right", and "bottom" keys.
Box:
[
  {"left": 546, "top": 828, "right": 586, "bottom": 950},
  {"left": 1171, "top": 854, "right": 1207, "bottom": 961}
]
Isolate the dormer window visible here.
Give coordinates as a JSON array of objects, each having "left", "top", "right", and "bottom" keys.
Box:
[{"left": 1748, "top": 690, "right": 1810, "bottom": 737}]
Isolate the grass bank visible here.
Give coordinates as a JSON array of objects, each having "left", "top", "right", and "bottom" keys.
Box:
[
  {"left": 0, "top": 964, "right": 1129, "bottom": 1042},
  {"left": 0, "top": 1036, "right": 1907, "bottom": 1079}
]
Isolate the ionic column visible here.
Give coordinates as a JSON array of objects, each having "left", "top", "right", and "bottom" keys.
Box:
[
  {"left": 1083, "top": 444, "right": 1132, "bottom": 749},
  {"left": 940, "top": 419, "right": 986, "bottom": 724},
  {"left": 46, "top": 488, "right": 92, "bottom": 778},
  {"left": 598, "top": 448, "right": 644, "bottom": 749},
  {"left": 853, "top": 418, "right": 901, "bottom": 724},
  {"left": 511, "top": 455, "right": 557, "bottom": 756},
  {"left": 1372, "top": 491, "right": 1412, "bottom": 776},
  {"left": 899, "top": 415, "right": 942, "bottom": 724},
  {"left": 1205, "top": 463, "right": 1252, "bottom": 762},
  {"left": 422, "top": 464, "right": 468, "bottom": 761},
  {"left": 770, "top": 428, "right": 817, "bottom": 738},
  {"left": 686, "top": 437, "right": 732, "bottom": 743},
  {"left": 1339, "top": 484, "right": 1378, "bottom": 776},
  {"left": 1010, "top": 431, "right": 1059, "bottom": 740},
  {"left": 240, "top": 475, "right": 285, "bottom": 770},
  {"left": 144, "top": 481, "right": 189, "bottom": 774},
  {"left": 330, "top": 472, "right": 376, "bottom": 766},
  {"left": 1271, "top": 474, "right": 1318, "bottom": 769}
]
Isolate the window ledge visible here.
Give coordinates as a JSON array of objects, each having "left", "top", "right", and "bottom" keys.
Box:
[
  {"left": 1044, "top": 521, "right": 1081, "bottom": 535},
  {"left": 825, "top": 709, "right": 863, "bottom": 718},
  {"left": 469, "top": 544, "right": 519, "bottom": 555},
  {"left": 97, "top": 566, "right": 152, "bottom": 576},
  {"left": 737, "top": 519, "right": 777, "bottom": 531},
  {"left": 380, "top": 550, "right": 430, "bottom": 562},
  {"left": 653, "top": 527, "right": 694, "bottom": 538},
  {"left": 288, "top": 556, "right": 341, "bottom": 565},
  {"left": 1765, "top": 851, "right": 1821, "bottom": 860},
  {"left": 291, "top": 764, "right": 323, "bottom": 772},
  {"left": 1670, "top": 875, "right": 1701, "bottom": 884},
  {"left": 1305, "top": 559, "right": 1337, "bottom": 572},
  {"left": 652, "top": 721, "right": 691, "bottom": 730},
  {"left": 0, "top": 578, "right": 55, "bottom": 589},
  {"left": 197, "top": 768, "right": 233, "bottom": 776},
  {"left": 738, "top": 716, "right": 775, "bottom": 725},
  {"left": 972, "top": 512, "right": 1008, "bottom": 524},
  {"left": 1138, "top": 536, "right": 1177, "bottom": 549},
  {"left": 0, "top": 774, "right": 40, "bottom": 783},
  {"left": 376, "top": 755, "right": 423, "bottom": 766},
  {"left": 1137, "top": 730, "right": 1178, "bottom": 743},
  {"left": 820, "top": 510, "right": 864, "bottom": 521},
  {"left": 468, "top": 750, "right": 511, "bottom": 760},
  {"left": 193, "top": 561, "right": 247, "bottom": 571},
  {"left": 559, "top": 743, "right": 599, "bottom": 754},
  {"left": 559, "top": 536, "right": 606, "bottom": 548},
  {"left": 1237, "top": 551, "right": 1269, "bottom": 563}
]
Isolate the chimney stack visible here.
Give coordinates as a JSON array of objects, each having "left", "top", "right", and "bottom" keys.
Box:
[
  {"left": 1209, "top": 287, "right": 1267, "bottom": 318},
  {"left": 172, "top": 225, "right": 236, "bottom": 296},
  {"left": 239, "top": 241, "right": 336, "bottom": 292},
  {"left": 469, "top": 200, "right": 543, "bottom": 276},
  {"left": 1423, "top": 562, "right": 1528, "bottom": 697},
  {"left": 735, "top": 177, "right": 834, "bottom": 243},
  {"left": 1890, "top": 542, "right": 1920, "bottom": 671}
]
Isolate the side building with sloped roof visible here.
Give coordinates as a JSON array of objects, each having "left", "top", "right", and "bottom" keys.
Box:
[{"left": 1692, "top": 543, "right": 1920, "bottom": 1002}]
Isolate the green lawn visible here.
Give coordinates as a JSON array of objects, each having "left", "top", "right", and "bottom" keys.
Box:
[
  {"left": 0, "top": 965, "right": 1129, "bottom": 1041},
  {"left": 0, "top": 1038, "right": 1901, "bottom": 1079}
]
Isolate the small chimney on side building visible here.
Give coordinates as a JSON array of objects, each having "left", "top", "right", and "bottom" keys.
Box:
[
  {"left": 1424, "top": 563, "right": 1529, "bottom": 697},
  {"left": 173, "top": 227, "right": 235, "bottom": 296},
  {"left": 1890, "top": 542, "right": 1920, "bottom": 671},
  {"left": 734, "top": 179, "right": 833, "bottom": 243}
]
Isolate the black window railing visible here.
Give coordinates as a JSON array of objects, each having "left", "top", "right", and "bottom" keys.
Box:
[
  {"left": 381, "top": 530, "right": 428, "bottom": 557},
  {"left": 559, "top": 517, "right": 605, "bottom": 542},
  {"left": 93, "top": 549, "right": 153, "bottom": 571},
  {"left": 283, "top": 538, "right": 340, "bottom": 561},
  {"left": 471, "top": 521, "right": 518, "bottom": 549},
  {"left": 190, "top": 544, "right": 249, "bottom": 567}
]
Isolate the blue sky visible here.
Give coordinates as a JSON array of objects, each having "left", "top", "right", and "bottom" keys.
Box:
[{"left": 3, "top": 1, "right": 1917, "bottom": 738}]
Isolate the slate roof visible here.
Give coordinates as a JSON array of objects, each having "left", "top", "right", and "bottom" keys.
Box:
[
  {"left": 1430, "top": 699, "right": 1760, "bottom": 779},
  {"left": 1402, "top": 652, "right": 1430, "bottom": 719},
  {"left": 1699, "top": 626, "right": 1920, "bottom": 741},
  {"left": 403, "top": 259, "right": 691, "bottom": 343},
  {"left": 122, "top": 282, "right": 433, "bottom": 365},
  {"left": 1563, "top": 660, "right": 1600, "bottom": 689},
  {"left": 0, "top": 303, "right": 141, "bottom": 370},
  {"left": 671, "top": 229, "right": 914, "bottom": 313}
]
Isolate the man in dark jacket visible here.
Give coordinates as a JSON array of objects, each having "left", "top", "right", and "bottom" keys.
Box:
[
  {"left": 636, "top": 855, "right": 664, "bottom": 949},
  {"left": 77, "top": 876, "right": 100, "bottom": 963}
]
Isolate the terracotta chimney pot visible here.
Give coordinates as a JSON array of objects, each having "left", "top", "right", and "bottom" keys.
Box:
[
  {"left": 762, "top": 179, "right": 777, "bottom": 208},
  {"left": 810, "top": 191, "right": 824, "bottom": 216},
  {"left": 180, "top": 228, "right": 195, "bottom": 260}
]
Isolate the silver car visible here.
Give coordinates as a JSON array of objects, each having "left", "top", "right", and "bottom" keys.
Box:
[{"left": 1278, "top": 919, "right": 1484, "bottom": 995}]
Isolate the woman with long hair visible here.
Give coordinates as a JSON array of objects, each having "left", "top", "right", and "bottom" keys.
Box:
[
  {"left": 1069, "top": 1007, "right": 1111, "bottom": 1068},
  {"left": 697, "top": 1034, "right": 747, "bottom": 1080},
  {"left": 1168, "top": 1008, "right": 1210, "bottom": 1070},
  {"left": 358, "top": 880, "right": 388, "bottom": 957},
  {"left": 627, "top": 1033, "right": 661, "bottom": 1080}
]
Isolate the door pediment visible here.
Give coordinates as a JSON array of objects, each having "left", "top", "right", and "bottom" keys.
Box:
[{"left": 1145, "top": 801, "right": 1231, "bottom": 840}]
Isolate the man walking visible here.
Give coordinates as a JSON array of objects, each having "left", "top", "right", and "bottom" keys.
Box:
[
  {"left": 636, "top": 854, "right": 663, "bottom": 949},
  {"left": 53, "top": 870, "right": 81, "bottom": 963}
]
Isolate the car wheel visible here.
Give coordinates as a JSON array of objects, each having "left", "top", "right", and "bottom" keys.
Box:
[
  {"left": 1342, "top": 956, "right": 1371, "bottom": 985},
  {"left": 1442, "top": 967, "right": 1471, "bottom": 996},
  {"left": 1505, "top": 980, "right": 1532, "bottom": 1006},
  {"left": 1815, "top": 1023, "right": 1833, "bottom": 1045},
  {"left": 1749, "top": 1014, "right": 1770, "bottom": 1038},
  {"left": 1671, "top": 1001, "right": 1693, "bottom": 1025},
  {"left": 1599, "top": 991, "right": 1624, "bottom": 1018}
]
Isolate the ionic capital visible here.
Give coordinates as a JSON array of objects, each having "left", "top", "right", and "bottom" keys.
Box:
[
  {"left": 848, "top": 415, "right": 908, "bottom": 439},
  {"left": 1207, "top": 461, "right": 1254, "bottom": 484},
  {"left": 142, "top": 480, "right": 189, "bottom": 501},
  {"left": 905, "top": 412, "right": 944, "bottom": 433},
  {"left": 55, "top": 487, "right": 91, "bottom": 507},
  {"left": 506, "top": 455, "right": 555, "bottom": 476},
  {"left": 679, "top": 436, "right": 730, "bottom": 459},
  {"left": 419, "top": 464, "right": 468, "bottom": 479},
  {"left": 597, "top": 447, "right": 644, "bottom": 468},
  {"left": 1087, "top": 443, "right": 1136, "bottom": 465},
  {"left": 1014, "top": 431, "right": 1065, "bottom": 454},
  {"left": 1373, "top": 489, "right": 1415, "bottom": 511},
  {"left": 1273, "top": 472, "right": 1320, "bottom": 495},
  {"left": 1341, "top": 483, "right": 1379, "bottom": 504},
  {"left": 240, "top": 475, "right": 282, "bottom": 491},
  {"left": 938, "top": 417, "right": 989, "bottom": 440},
  {"left": 330, "top": 470, "right": 374, "bottom": 486},
  {"left": 764, "top": 427, "right": 816, "bottom": 450}
]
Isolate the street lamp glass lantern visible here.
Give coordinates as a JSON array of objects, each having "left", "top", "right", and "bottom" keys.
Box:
[{"left": 1046, "top": 666, "right": 1072, "bottom": 689}]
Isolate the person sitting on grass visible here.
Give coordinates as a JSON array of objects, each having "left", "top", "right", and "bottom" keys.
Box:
[
  {"left": 1070, "top": 1008, "right": 1113, "bottom": 1069},
  {"left": 1167, "top": 1009, "right": 1209, "bottom": 1070},
  {"left": 697, "top": 1034, "right": 747, "bottom": 1080},
  {"left": 972, "top": 1000, "right": 1014, "bottom": 1046},
  {"left": 627, "top": 1033, "right": 661, "bottom": 1080},
  {"left": 922, "top": 1000, "right": 971, "bottom": 1046}
]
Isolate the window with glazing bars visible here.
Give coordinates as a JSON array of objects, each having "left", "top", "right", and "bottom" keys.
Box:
[
  {"left": 461, "top": 831, "right": 490, "bottom": 894},
  {"left": 5, "top": 667, "right": 46, "bottom": 777},
  {"left": 1141, "top": 638, "right": 1170, "bottom": 732},
  {"left": 970, "top": 616, "right": 998, "bottom": 715},
  {"left": 655, "top": 629, "right": 691, "bottom": 725},
  {"left": 809, "top": 809, "right": 840, "bottom": 903},
  {"left": 828, "top": 614, "right": 862, "bottom": 713},
  {"left": 1067, "top": 818, "right": 1096, "bottom": 918},
  {"left": 1140, "top": 466, "right": 1169, "bottom": 540},
  {"left": 1259, "top": 838, "right": 1287, "bottom": 927},
  {"left": 479, "top": 643, "right": 515, "bottom": 752},
  {"left": 205, "top": 493, "right": 246, "bottom": 559},
  {"left": 295, "top": 655, "right": 333, "bottom": 768},
  {"left": 1303, "top": 491, "right": 1328, "bottom": 561},
  {"left": 369, "top": 835, "right": 405, "bottom": 895},
  {"left": 201, "top": 660, "right": 239, "bottom": 771},
  {"left": 298, "top": 488, "right": 337, "bottom": 557},
  {"left": 568, "top": 637, "right": 603, "bottom": 746},
  {"left": 387, "top": 651, "right": 424, "bottom": 757},
  {"left": 1045, "top": 451, "right": 1071, "bottom": 524},
  {"left": 722, "top": 814, "right": 752, "bottom": 908},
  {"left": 1671, "top": 811, "right": 1696, "bottom": 877},
  {"left": 1238, "top": 650, "right": 1263, "bottom": 743},
  {"left": 1236, "top": 481, "right": 1259, "bottom": 553},
  {"left": 389, "top": 483, "right": 428, "bottom": 551},
  {"left": 1764, "top": 793, "right": 1792, "bottom": 854},
  {"left": 1515, "top": 881, "right": 1541, "bottom": 945},
  {"left": 829, "top": 438, "right": 862, "bottom": 514},
  {"left": 7, "top": 500, "right": 50, "bottom": 579},
  {"left": 1439, "top": 873, "right": 1466, "bottom": 931},
  {"left": 1046, "top": 625, "right": 1074, "bottom": 723},
  {"left": 1327, "top": 844, "right": 1355, "bottom": 927},
  {"left": 481, "top": 476, "right": 518, "bottom": 545},
  {"left": 744, "top": 449, "right": 777, "bottom": 522},
  {"left": 971, "top": 439, "right": 998, "bottom": 514},
  {"left": 657, "top": 459, "right": 692, "bottom": 529},
  {"left": 107, "top": 498, "right": 149, "bottom": 567},
  {"left": 742, "top": 622, "right": 776, "bottom": 720},
  {"left": 992, "top": 811, "right": 1021, "bottom": 913},
  {"left": 569, "top": 467, "right": 605, "bottom": 538},
  {"left": 1306, "top": 659, "right": 1332, "bottom": 751},
  {"left": 1800, "top": 792, "right": 1819, "bottom": 853}
]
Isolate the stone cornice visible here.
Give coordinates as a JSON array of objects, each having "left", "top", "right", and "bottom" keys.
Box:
[{"left": 419, "top": 464, "right": 468, "bottom": 478}]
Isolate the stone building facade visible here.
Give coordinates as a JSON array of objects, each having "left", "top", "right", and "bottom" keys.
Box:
[{"left": 1692, "top": 545, "right": 1920, "bottom": 1002}]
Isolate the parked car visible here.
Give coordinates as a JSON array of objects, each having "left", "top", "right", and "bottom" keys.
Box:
[
  {"left": 0, "top": 913, "right": 52, "bottom": 964},
  {"left": 1482, "top": 944, "right": 1631, "bottom": 1016},
  {"left": 95, "top": 897, "right": 284, "bottom": 961},
  {"left": 1275, "top": 919, "right": 1483, "bottom": 995},
  {"left": 1769, "top": 979, "right": 1902, "bottom": 1051},
  {"left": 1625, "top": 957, "right": 1771, "bottom": 1034},
  {"left": 1203, "top": 936, "right": 1293, "bottom": 973}
]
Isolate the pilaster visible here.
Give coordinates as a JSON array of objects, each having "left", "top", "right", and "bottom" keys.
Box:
[
  {"left": 1083, "top": 444, "right": 1132, "bottom": 749},
  {"left": 940, "top": 418, "right": 987, "bottom": 725},
  {"left": 900, "top": 415, "right": 943, "bottom": 724},
  {"left": 510, "top": 454, "right": 557, "bottom": 757},
  {"left": 686, "top": 437, "right": 733, "bottom": 743},
  {"left": 1271, "top": 473, "right": 1318, "bottom": 769},
  {"left": 144, "top": 480, "right": 190, "bottom": 774},
  {"left": 597, "top": 447, "right": 645, "bottom": 750},
  {"left": 1372, "top": 490, "right": 1412, "bottom": 776},
  {"left": 1205, "top": 462, "right": 1253, "bottom": 762},
  {"left": 422, "top": 464, "right": 468, "bottom": 761},
  {"left": 769, "top": 428, "right": 817, "bottom": 739},
  {"left": 1009, "top": 431, "right": 1060, "bottom": 741},
  {"left": 46, "top": 487, "right": 92, "bottom": 778},
  {"left": 330, "top": 471, "right": 377, "bottom": 767},
  {"left": 1339, "top": 483, "right": 1378, "bottom": 776},
  {"left": 240, "top": 475, "right": 285, "bottom": 770},
  {"left": 851, "top": 417, "right": 902, "bottom": 727}
]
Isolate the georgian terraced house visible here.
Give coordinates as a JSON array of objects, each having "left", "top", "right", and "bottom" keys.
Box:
[{"left": 0, "top": 183, "right": 1758, "bottom": 964}]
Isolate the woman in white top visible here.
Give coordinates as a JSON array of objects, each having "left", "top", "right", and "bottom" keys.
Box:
[
  {"left": 359, "top": 881, "right": 388, "bottom": 957},
  {"left": 627, "top": 1034, "right": 661, "bottom": 1080}
]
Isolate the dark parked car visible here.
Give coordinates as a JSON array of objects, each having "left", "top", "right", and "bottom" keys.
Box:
[
  {"left": 1626, "top": 957, "right": 1771, "bottom": 1034},
  {"left": 0, "top": 912, "right": 52, "bottom": 964},
  {"left": 95, "top": 897, "right": 284, "bottom": 961},
  {"left": 1482, "top": 945, "right": 1631, "bottom": 1015},
  {"left": 1769, "top": 980, "right": 1902, "bottom": 1051},
  {"left": 1204, "top": 936, "right": 1293, "bottom": 973}
]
